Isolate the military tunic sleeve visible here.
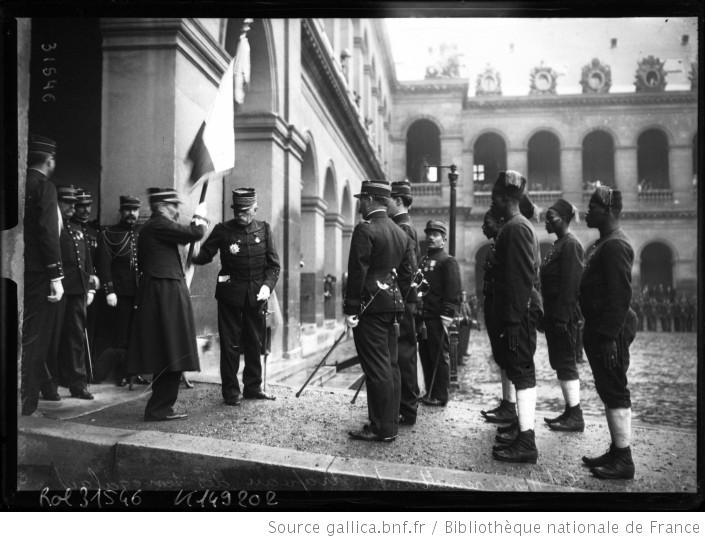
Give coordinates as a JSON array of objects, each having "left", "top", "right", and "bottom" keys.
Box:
[
  {"left": 191, "top": 223, "right": 223, "bottom": 265},
  {"left": 262, "top": 222, "right": 281, "bottom": 290},
  {"left": 38, "top": 181, "right": 64, "bottom": 279},
  {"left": 441, "top": 257, "right": 462, "bottom": 318},
  {"left": 498, "top": 220, "right": 535, "bottom": 325},
  {"left": 344, "top": 223, "right": 372, "bottom": 315},
  {"left": 554, "top": 236, "right": 584, "bottom": 323},
  {"left": 594, "top": 239, "right": 633, "bottom": 339},
  {"left": 152, "top": 218, "right": 206, "bottom": 245}
]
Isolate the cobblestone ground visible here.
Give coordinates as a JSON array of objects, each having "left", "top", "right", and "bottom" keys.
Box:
[{"left": 456, "top": 330, "right": 698, "bottom": 429}]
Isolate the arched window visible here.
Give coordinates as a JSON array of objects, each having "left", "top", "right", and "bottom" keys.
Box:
[
  {"left": 582, "top": 130, "right": 615, "bottom": 189},
  {"left": 406, "top": 119, "right": 441, "bottom": 182},
  {"left": 527, "top": 131, "right": 561, "bottom": 191},
  {"left": 473, "top": 133, "right": 507, "bottom": 191},
  {"left": 637, "top": 129, "right": 670, "bottom": 191},
  {"left": 641, "top": 242, "right": 673, "bottom": 290}
]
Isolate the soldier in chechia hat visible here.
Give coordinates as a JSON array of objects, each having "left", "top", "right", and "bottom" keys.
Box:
[
  {"left": 45, "top": 185, "right": 97, "bottom": 400},
  {"left": 20, "top": 134, "right": 64, "bottom": 415},
  {"left": 387, "top": 180, "right": 421, "bottom": 425},
  {"left": 127, "top": 187, "right": 208, "bottom": 421},
  {"left": 416, "top": 219, "right": 461, "bottom": 408},
  {"left": 95, "top": 195, "right": 145, "bottom": 386},
  {"left": 489, "top": 170, "right": 543, "bottom": 464},
  {"left": 579, "top": 185, "right": 638, "bottom": 479},
  {"left": 192, "top": 187, "right": 280, "bottom": 404},
  {"left": 344, "top": 180, "right": 414, "bottom": 442}
]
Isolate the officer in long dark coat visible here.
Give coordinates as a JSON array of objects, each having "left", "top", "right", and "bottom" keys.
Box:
[
  {"left": 47, "top": 185, "right": 97, "bottom": 400},
  {"left": 21, "top": 135, "right": 64, "bottom": 415},
  {"left": 579, "top": 186, "right": 637, "bottom": 480},
  {"left": 192, "top": 187, "right": 280, "bottom": 404},
  {"left": 388, "top": 180, "right": 420, "bottom": 425},
  {"left": 344, "top": 180, "right": 413, "bottom": 442},
  {"left": 489, "top": 171, "right": 542, "bottom": 464},
  {"left": 540, "top": 198, "right": 585, "bottom": 432},
  {"left": 127, "top": 187, "right": 207, "bottom": 421},
  {"left": 97, "top": 195, "right": 143, "bottom": 385},
  {"left": 417, "top": 220, "right": 461, "bottom": 407}
]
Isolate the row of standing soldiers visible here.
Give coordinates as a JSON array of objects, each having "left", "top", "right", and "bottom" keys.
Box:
[{"left": 632, "top": 292, "right": 696, "bottom": 332}]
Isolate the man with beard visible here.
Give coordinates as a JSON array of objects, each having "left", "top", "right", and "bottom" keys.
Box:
[
  {"left": 97, "top": 195, "right": 145, "bottom": 386},
  {"left": 48, "top": 185, "right": 96, "bottom": 400},
  {"left": 579, "top": 186, "right": 637, "bottom": 479},
  {"left": 388, "top": 180, "right": 420, "bottom": 425},
  {"left": 127, "top": 188, "right": 207, "bottom": 421},
  {"left": 192, "top": 187, "right": 281, "bottom": 405},
  {"left": 21, "top": 135, "right": 64, "bottom": 415}
]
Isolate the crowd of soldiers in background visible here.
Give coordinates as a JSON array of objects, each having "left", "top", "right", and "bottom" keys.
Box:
[{"left": 632, "top": 284, "right": 696, "bottom": 333}]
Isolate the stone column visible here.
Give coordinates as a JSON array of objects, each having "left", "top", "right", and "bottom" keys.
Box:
[
  {"left": 669, "top": 145, "right": 695, "bottom": 208},
  {"left": 301, "top": 196, "right": 327, "bottom": 326},
  {"left": 324, "top": 212, "right": 344, "bottom": 320},
  {"left": 561, "top": 146, "right": 583, "bottom": 204},
  {"left": 614, "top": 145, "right": 638, "bottom": 208}
]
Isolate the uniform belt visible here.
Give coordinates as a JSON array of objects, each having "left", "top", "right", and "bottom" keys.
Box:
[{"left": 218, "top": 275, "right": 230, "bottom": 283}]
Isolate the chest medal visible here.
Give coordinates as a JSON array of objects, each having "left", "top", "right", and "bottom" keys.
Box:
[{"left": 229, "top": 241, "right": 240, "bottom": 255}]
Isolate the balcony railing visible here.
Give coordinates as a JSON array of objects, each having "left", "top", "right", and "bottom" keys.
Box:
[
  {"left": 473, "top": 190, "right": 563, "bottom": 207},
  {"left": 410, "top": 183, "right": 443, "bottom": 197},
  {"left": 637, "top": 189, "right": 673, "bottom": 202}
]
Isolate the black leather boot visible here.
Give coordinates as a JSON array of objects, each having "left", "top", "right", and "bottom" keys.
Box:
[
  {"left": 547, "top": 404, "right": 585, "bottom": 432},
  {"left": 492, "top": 429, "right": 538, "bottom": 463},
  {"left": 543, "top": 404, "right": 568, "bottom": 424},
  {"left": 482, "top": 399, "right": 518, "bottom": 424},
  {"left": 497, "top": 420, "right": 518, "bottom": 434},
  {"left": 494, "top": 425, "right": 519, "bottom": 446},
  {"left": 582, "top": 443, "right": 616, "bottom": 468},
  {"left": 591, "top": 446, "right": 635, "bottom": 480}
]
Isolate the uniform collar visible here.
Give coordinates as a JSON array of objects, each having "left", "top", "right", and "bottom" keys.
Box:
[
  {"left": 363, "top": 209, "right": 386, "bottom": 220},
  {"left": 393, "top": 212, "right": 410, "bottom": 225}
]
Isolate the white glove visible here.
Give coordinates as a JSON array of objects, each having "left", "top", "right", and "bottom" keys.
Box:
[
  {"left": 89, "top": 274, "right": 101, "bottom": 290},
  {"left": 194, "top": 202, "right": 208, "bottom": 218},
  {"left": 87, "top": 291, "right": 95, "bottom": 306},
  {"left": 106, "top": 293, "right": 118, "bottom": 307},
  {"left": 47, "top": 279, "right": 64, "bottom": 303},
  {"left": 256, "top": 284, "right": 271, "bottom": 301},
  {"left": 346, "top": 315, "right": 359, "bottom": 328}
]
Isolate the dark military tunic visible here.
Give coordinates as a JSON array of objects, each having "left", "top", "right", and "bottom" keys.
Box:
[
  {"left": 417, "top": 246, "right": 461, "bottom": 403},
  {"left": 579, "top": 228, "right": 636, "bottom": 409},
  {"left": 21, "top": 169, "right": 64, "bottom": 413},
  {"left": 192, "top": 218, "right": 280, "bottom": 399},
  {"left": 49, "top": 220, "right": 94, "bottom": 392},
  {"left": 127, "top": 214, "right": 205, "bottom": 375},
  {"left": 493, "top": 213, "right": 542, "bottom": 390},
  {"left": 482, "top": 240, "right": 504, "bottom": 369},
  {"left": 392, "top": 212, "right": 420, "bottom": 422},
  {"left": 344, "top": 209, "right": 414, "bottom": 438},
  {"left": 539, "top": 232, "right": 584, "bottom": 381}
]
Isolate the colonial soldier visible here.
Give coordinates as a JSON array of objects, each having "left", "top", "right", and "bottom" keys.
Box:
[
  {"left": 47, "top": 185, "right": 96, "bottom": 400},
  {"left": 417, "top": 220, "right": 462, "bottom": 407},
  {"left": 192, "top": 187, "right": 280, "bottom": 404},
  {"left": 645, "top": 296, "right": 657, "bottom": 331},
  {"left": 580, "top": 186, "right": 638, "bottom": 479},
  {"left": 344, "top": 180, "right": 413, "bottom": 442},
  {"left": 72, "top": 188, "right": 101, "bottom": 378},
  {"left": 685, "top": 296, "right": 695, "bottom": 332},
  {"left": 97, "top": 195, "right": 144, "bottom": 385},
  {"left": 127, "top": 188, "right": 207, "bottom": 421},
  {"left": 672, "top": 296, "right": 684, "bottom": 332},
  {"left": 659, "top": 296, "right": 672, "bottom": 332},
  {"left": 489, "top": 171, "right": 543, "bottom": 464},
  {"left": 388, "top": 180, "right": 420, "bottom": 425},
  {"left": 21, "top": 135, "right": 64, "bottom": 415},
  {"left": 540, "top": 198, "right": 585, "bottom": 432},
  {"left": 632, "top": 294, "right": 644, "bottom": 332}
]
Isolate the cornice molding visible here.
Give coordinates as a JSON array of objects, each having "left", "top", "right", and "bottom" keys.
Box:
[
  {"left": 100, "top": 18, "right": 230, "bottom": 85},
  {"left": 465, "top": 90, "right": 697, "bottom": 110},
  {"left": 395, "top": 78, "right": 470, "bottom": 95},
  {"left": 301, "top": 18, "right": 384, "bottom": 180},
  {"left": 234, "top": 112, "right": 307, "bottom": 162},
  {"left": 301, "top": 195, "right": 328, "bottom": 216},
  {"left": 325, "top": 212, "right": 345, "bottom": 228}
]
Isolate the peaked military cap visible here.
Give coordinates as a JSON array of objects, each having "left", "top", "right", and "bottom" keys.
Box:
[
  {"left": 56, "top": 185, "right": 78, "bottom": 203},
  {"left": 493, "top": 170, "right": 527, "bottom": 199},
  {"left": 147, "top": 187, "right": 182, "bottom": 205},
  {"left": 354, "top": 180, "right": 391, "bottom": 198},
  {"left": 28, "top": 134, "right": 57, "bottom": 155},
  {"left": 390, "top": 180, "right": 412, "bottom": 197},
  {"left": 75, "top": 188, "right": 93, "bottom": 205},
  {"left": 119, "top": 195, "right": 141, "bottom": 209},
  {"left": 424, "top": 219, "right": 448, "bottom": 236},
  {"left": 231, "top": 187, "right": 257, "bottom": 210}
]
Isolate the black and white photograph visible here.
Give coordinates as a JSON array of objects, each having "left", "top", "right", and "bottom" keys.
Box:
[{"left": 1, "top": 0, "right": 702, "bottom": 517}]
